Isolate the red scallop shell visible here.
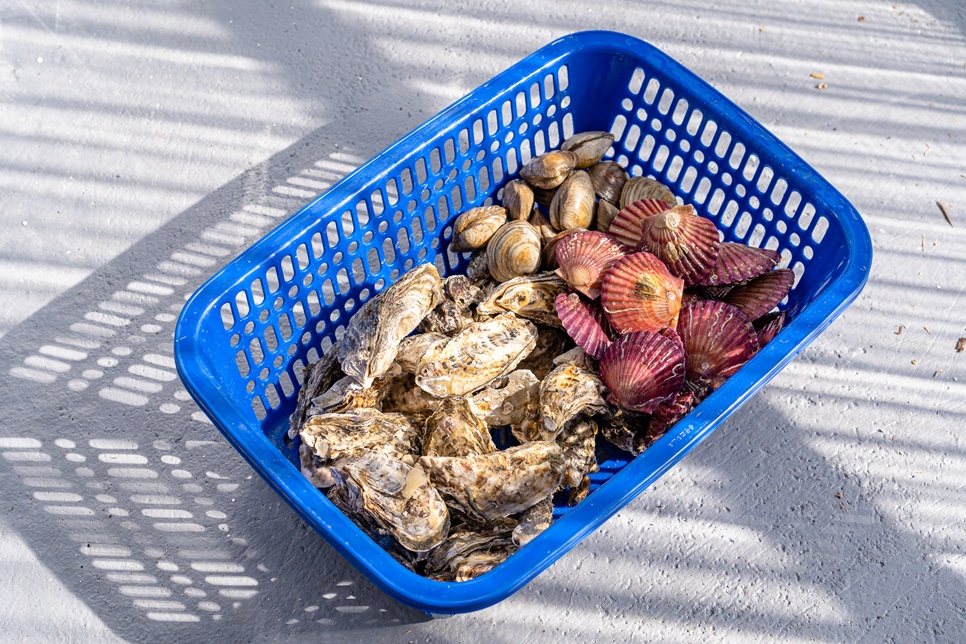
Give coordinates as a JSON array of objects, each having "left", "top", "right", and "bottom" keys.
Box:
[
  {"left": 696, "top": 242, "right": 781, "bottom": 286},
  {"left": 598, "top": 331, "right": 686, "bottom": 414},
  {"left": 677, "top": 300, "right": 759, "bottom": 389},
  {"left": 555, "top": 292, "right": 614, "bottom": 360},
  {"left": 722, "top": 268, "right": 795, "bottom": 320},
  {"left": 754, "top": 311, "right": 787, "bottom": 346},
  {"left": 607, "top": 199, "right": 669, "bottom": 249},
  {"left": 647, "top": 390, "right": 696, "bottom": 439},
  {"left": 600, "top": 252, "right": 684, "bottom": 334},
  {"left": 554, "top": 231, "right": 627, "bottom": 299},
  {"left": 635, "top": 205, "right": 721, "bottom": 286}
]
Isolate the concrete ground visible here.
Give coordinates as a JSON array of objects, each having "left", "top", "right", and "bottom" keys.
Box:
[{"left": 2, "top": 0, "right": 965, "bottom": 641}]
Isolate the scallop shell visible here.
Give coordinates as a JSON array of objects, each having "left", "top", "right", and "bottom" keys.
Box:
[
  {"left": 549, "top": 170, "right": 595, "bottom": 230},
  {"left": 502, "top": 180, "right": 535, "bottom": 221},
  {"left": 519, "top": 150, "right": 579, "bottom": 189},
  {"left": 555, "top": 292, "right": 613, "bottom": 360},
  {"left": 598, "top": 331, "right": 686, "bottom": 414},
  {"left": 608, "top": 198, "right": 670, "bottom": 249},
  {"left": 620, "top": 176, "right": 676, "bottom": 209},
  {"left": 423, "top": 398, "right": 497, "bottom": 458},
  {"left": 600, "top": 252, "right": 685, "bottom": 334},
  {"left": 554, "top": 230, "right": 627, "bottom": 299},
  {"left": 539, "top": 364, "right": 608, "bottom": 440},
  {"left": 587, "top": 161, "right": 628, "bottom": 205},
  {"left": 722, "top": 268, "right": 795, "bottom": 320},
  {"left": 635, "top": 205, "right": 721, "bottom": 286},
  {"left": 695, "top": 242, "right": 781, "bottom": 286},
  {"left": 541, "top": 228, "right": 580, "bottom": 271},
  {"left": 476, "top": 272, "right": 568, "bottom": 327},
  {"left": 754, "top": 311, "right": 787, "bottom": 346},
  {"left": 647, "top": 390, "right": 695, "bottom": 439},
  {"left": 561, "top": 131, "right": 615, "bottom": 168},
  {"left": 677, "top": 300, "right": 759, "bottom": 389},
  {"left": 452, "top": 206, "right": 507, "bottom": 251},
  {"left": 337, "top": 263, "right": 442, "bottom": 388},
  {"left": 595, "top": 199, "right": 620, "bottom": 234},
  {"left": 486, "top": 220, "right": 543, "bottom": 283}
]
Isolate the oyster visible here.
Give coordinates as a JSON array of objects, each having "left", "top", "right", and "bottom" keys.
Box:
[
  {"left": 502, "top": 180, "right": 535, "bottom": 221},
  {"left": 330, "top": 452, "right": 450, "bottom": 552},
  {"left": 486, "top": 220, "right": 543, "bottom": 283},
  {"left": 423, "top": 398, "right": 497, "bottom": 458},
  {"left": 452, "top": 205, "right": 508, "bottom": 251},
  {"left": 395, "top": 333, "right": 449, "bottom": 373},
  {"left": 476, "top": 272, "right": 568, "bottom": 327},
  {"left": 419, "top": 441, "right": 565, "bottom": 523},
  {"left": 443, "top": 274, "right": 483, "bottom": 309},
  {"left": 289, "top": 346, "right": 344, "bottom": 439},
  {"left": 415, "top": 313, "right": 538, "bottom": 397},
  {"left": 517, "top": 325, "right": 573, "bottom": 380},
  {"left": 550, "top": 170, "right": 595, "bottom": 231},
  {"left": 557, "top": 417, "right": 599, "bottom": 504},
  {"left": 520, "top": 150, "right": 579, "bottom": 190},
  {"left": 305, "top": 374, "right": 387, "bottom": 416},
  {"left": 539, "top": 364, "right": 607, "bottom": 440},
  {"left": 561, "top": 131, "right": 615, "bottom": 168},
  {"left": 418, "top": 299, "right": 472, "bottom": 335},
  {"left": 465, "top": 252, "right": 494, "bottom": 287},
  {"left": 337, "top": 263, "right": 442, "bottom": 387},
  {"left": 469, "top": 369, "right": 541, "bottom": 430},
  {"left": 598, "top": 407, "right": 654, "bottom": 456},
  {"left": 511, "top": 495, "right": 554, "bottom": 548},
  {"left": 381, "top": 373, "right": 442, "bottom": 426},
  {"left": 424, "top": 524, "right": 518, "bottom": 581}
]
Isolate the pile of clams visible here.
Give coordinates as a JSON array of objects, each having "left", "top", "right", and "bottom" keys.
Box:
[{"left": 289, "top": 131, "right": 793, "bottom": 582}]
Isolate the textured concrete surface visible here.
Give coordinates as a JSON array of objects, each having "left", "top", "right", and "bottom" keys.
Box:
[{"left": 1, "top": 0, "right": 965, "bottom": 641}]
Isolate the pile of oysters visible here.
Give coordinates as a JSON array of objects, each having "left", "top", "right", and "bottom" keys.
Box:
[{"left": 288, "top": 131, "right": 792, "bottom": 581}]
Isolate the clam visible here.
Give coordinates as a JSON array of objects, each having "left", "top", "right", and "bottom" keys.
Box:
[
  {"left": 519, "top": 150, "right": 579, "bottom": 189},
  {"left": 414, "top": 313, "right": 538, "bottom": 397},
  {"left": 600, "top": 252, "right": 684, "bottom": 334},
  {"left": 754, "top": 311, "right": 787, "bottom": 346},
  {"left": 722, "top": 268, "right": 794, "bottom": 320},
  {"left": 677, "top": 300, "right": 759, "bottom": 390},
  {"left": 695, "top": 242, "right": 781, "bottom": 287},
  {"left": 554, "top": 230, "right": 627, "bottom": 299},
  {"left": 587, "top": 161, "right": 628, "bottom": 205},
  {"left": 423, "top": 398, "right": 497, "bottom": 458},
  {"left": 476, "top": 272, "right": 567, "bottom": 327},
  {"left": 511, "top": 496, "right": 553, "bottom": 548},
  {"left": 608, "top": 198, "right": 670, "bottom": 249},
  {"left": 620, "top": 176, "right": 677, "bottom": 209},
  {"left": 635, "top": 204, "right": 721, "bottom": 286},
  {"left": 419, "top": 441, "right": 565, "bottom": 523},
  {"left": 539, "top": 364, "right": 607, "bottom": 440},
  {"left": 595, "top": 199, "right": 620, "bottom": 234},
  {"left": 541, "top": 228, "right": 580, "bottom": 271},
  {"left": 598, "top": 331, "right": 686, "bottom": 414},
  {"left": 337, "top": 263, "right": 442, "bottom": 387},
  {"left": 486, "top": 220, "right": 542, "bottom": 283},
  {"left": 452, "top": 205, "right": 507, "bottom": 252},
  {"left": 528, "top": 209, "right": 557, "bottom": 244},
  {"left": 502, "top": 180, "right": 535, "bottom": 221},
  {"left": 554, "top": 292, "right": 613, "bottom": 360},
  {"left": 549, "top": 170, "right": 595, "bottom": 230},
  {"left": 531, "top": 185, "right": 558, "bottom": 208},
  {"left": 561, "top": 131, "right": 615, "bottom": 168}
]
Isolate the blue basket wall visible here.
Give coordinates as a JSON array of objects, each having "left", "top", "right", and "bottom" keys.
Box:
[{"left": 175, "top": 31, "right": 872, "bottom": 615}]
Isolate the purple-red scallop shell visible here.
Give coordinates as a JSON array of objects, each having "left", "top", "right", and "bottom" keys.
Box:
[
  {"left": 555, "top": 292, "right": 614, "bottom": 360},
  {"left": 754, "top": 311, "right": 787, "bottom": 346},
  {"left": 600, "top": 252, "right": 685, "bottom": 334},
  {"left": 598, "top": 331, "right": 686, "bottom": 414},
  {"left": 647, "top": 390, "right": 696, "bottom": 440},
  {"left": 695, "top": 242, "right": 781, "bottom": 286},
  {"left": 607, "top": 199, "right": 669, "bottom": 249},
  {"left": 722, "top": 268, "right": 795, "bottom": 321},
  {"left": 677, "top": 300, "right": 759, "bottom": 390},
  {"left": 554, "top": 230, "right": 627, "bottom": 299},
  {"left": 634, "top": 205, "right": 721, "bottom": 286}
]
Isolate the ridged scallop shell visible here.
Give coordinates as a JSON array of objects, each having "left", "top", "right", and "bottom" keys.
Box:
[
  {"left": 561, "top": 131, "right": 615, "bottom": 168},
  {"left": 486, "top": 220, "right": 543, "bottom": 283},
  {"left": 555, "top": 292, "right": 613, "bottom": 360},
  {"left": 646, "top": 390, "right": 695, "bottom": 440},
  {"left": 541, "top": 228, "right": 580, "bottom": 270},
  {"left": 520, "top": 150, "right": 579, "bottom": 190},
  {"left": 598, "top": 331, "right": 686, "bottom": 414},
  {"left": 754, "top": 311, "right": 787, "bottom": 346},
  {"left": 587, "top": 161, "right": 628, "bottom": 205},
  {"left": 502, "top": 180, "right": 534, "bottom": 221},
  {"left": 722, "top": 268, "right": 795, "bottom": 320},
  {"left": 620, "top": 176, "right": 676, "bottom": 209},
  {"left": 549, "top": 170, "right": 595, "bottom": 230},
  {"left": 635, "top": 205, "right": 721, "bottom": 286},
  {"left": 696, "top": 242, "right": 781, "bottom": 286},
  {"left": 608, "top": 199, "right": 670, "bottom": 249},
  {"left": 600, "top": 252, "right": 684, "bottom": 334},
  {"left": 554, "top": 230, "right": 627, "bottom": 299},
  {"left": 677, "top": 300, "right": 759, "bottom": 389},
  {"left": 452, "top": 206, "right": 508, "bottom": 251}
]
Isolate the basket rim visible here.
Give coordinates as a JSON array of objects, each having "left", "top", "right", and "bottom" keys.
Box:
[{"left": 174, "top": 29, "right": 873, "bottom": 614}]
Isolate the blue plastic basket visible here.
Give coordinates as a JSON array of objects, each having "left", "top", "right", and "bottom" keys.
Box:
[{"left": 174, "top": 31, "right": 872, "bottom": 615}]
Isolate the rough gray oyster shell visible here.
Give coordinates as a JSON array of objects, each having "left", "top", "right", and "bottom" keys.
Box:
[
  {"left": 511, "top": 495, "right": 554, "bottom": 548},
  {"left": 518, "top": 326, "right": 573, "bottom": 380},
  {"left": 422, "top": 398, "right": 496, "bottom": 458},
  {"left": 557, "top": 416, "right": 599, "bottom": 505},
  {"left": 539, "top": 364, "right": 607, "bottom": 440},
  {"left": 423, "top": 523, "right": 518, "bottom": 582},
  {"left": 395, "top": 333, "right": 449, "bottom": 373},
  {"left": 476, "top": 272, "right": 567, "bottom": 327},
  {"left": 288, "top": 346, "right": 344, "bottom": 439}
]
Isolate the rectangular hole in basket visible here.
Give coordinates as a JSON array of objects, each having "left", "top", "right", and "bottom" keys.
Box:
[
  {"left": 265, "top": 384, "right": 281, "bottom": 410},
  {"left": 249, "top": 337, "right": 265, "bottom": 365},
  {"left": 506, "top": 147, "right": 519, "bottom": 175},
  {"left": 464, "top": 176, "right": 477, "bottom": 203},
  {"left": 444, "top": 138, "right": 456, "bottom": 165},
  {"left": 666, "top": 155, "right": 684, "bottom": 183},
  {"left": 281, "top": 256, "right": 295, "bottom": 282},
  {"left": 529, "top": 82, "right": 542, "bottom": 109},
  {"left": 714, "top": 130, "right": 733, "bottom": 159},
  {"left": 325, "top": 221, "right": 340, "bottom": 248},
  {"left": 292, "top": 301, "right": 307, "bottom": 329},
  {"left": 473, "top": 119, "right": 485, "bottom": 145},
  {"left": 652, "top": 145, "right": 670, "bottom": 173},
  {"left": 429, "top": 147, "right": 442, "bottom": 174},
  {"left": 671, "top": 98, "right": 689, "bottom": 126},
  {"left": 336, "top": 268, "right": 351, "bottom": 294},
  {"left": 278, "top": 371, "right": 295, "bottom": 398},
  {"left": 341, "top": 210, "right": 356, "bottom": 238},
  {"left": 487, "top": 109, "right": 499, "bottom": 136},
  {"left": 686, "top": 109, "right": 703, "bottom": 136},
  {"left": 711, "top": 192, "right": 732, "bottom": 221},
  {"left": 501, "top": 100, "right": 513, "bottom": 128},
  {"left": 611, "top": 114, "right": 627, "bottom": 142},
  {"left": 757, "top": 166, "right": 775, "bottom": 195},
  {"left": 235, "top": 290, "right": 250, "bottom": 318},
  {"left": 811, "top": 216, "right": 829, "bottom": 243},
  {"left": 385, "top": 178, "right": 400, "bottom": 206},
  {"left": 734, "top": 211, "right": 753, "bottom": 239},
  {"left": 694, "top": 176, "right": 713, "bottom": 205},
  {"left": 657, "top": 87, "right": 674, "bottom": 115},
  {"left": 742, "top": 154, "right": 760, "bottom": 182},
  {"left": 251, "top": 396, "right": 267, "bottom": 421},
  {"left": 748, "top": 223, "right": 766, "bottom": 248},
  {"left": 543, "top": 73, "right": 555, "bottom": 101},
  {"left": 458, "top": 128, "right": 471, "bottom": 154},
  {"left": 534, "top": 130, "right": 547, "bottom": 157},
  {"left": 700, "top": 120, "right": 718, "bottom": 148},
  {"left": 728, "top": 142, "right": 746, "bottom": 171},
  {"left": 519, "top": 138, "right": 533, "bottom": 166},
  {"left": 220, "top": 303, "right": 235, "bottom": 331},
  {"left": 292, "top": 358, "right": 306, "bottom": 385},
  {"left": 798, "top": 202, "right": 817, "bottom": 231},
  {"left": 235, "top": 350, "right": 250, "bottom": 378},
  {"left": 680, "top": 165, "right": 698, "bottom": 194},
  {"left": 561, "top": 112, "right": 574, "bottom": 139},
  {"left": 351, "top": 257, "right": 366, "bottom": 285},
  {"left": 424, "top": 204, "right": 438, "bottom": 232},
  {"left": 643, "top": 78, "right": 661, "bottom": 105},
  {"left": 450, "top": 185, "right": 464, "bottom": 213},
  {"left": 381, "top": 236, "right": 398, "bottom": 268},
  {"left": 557, "top": 65, "right": 569, "bottom": 91},
  {"left": 415, "top": 157, "right": 429, "bottom": 184},
  {"left": 624, "top": 124, "right": 641, "bottom": 156},
  {"left": 311, "top": 232, "right": 325, "bottom": 259},
  {"left": 371, "top": 190, "right": 385, "bottom": 217},
  {"left": 366, "top": 247, "right": 382, "bottom": 275},
  {"left": 784, "top": 190, "right": 803, "bottom": 218},
  {"left": 264, "top": 325, "right": 279, "bottom": 352},
  {"left": 321, "top": 278, "right": 336, "bottom": 305},
  {"left": 396, "top": 228, "right": 412, "bottom": 257},
  {"left": 399, "top": 167, "right": 415, "bottom": 195},
  {"left": 491, "top": 157, "right": 505, "bottom": 185},
  {"left": 296, "top": 244, "right": 309, "bottom": 271},
  {"left": 639, "top": 134, "right": 656, "bottom": 164},
  {"left": 411, "top": 217, "right": 425, "bottom": 244},
  {"left": 265, "top": 266, "right": 280, "bottom": 293},
  {"left": 770, "top": 178, "right": 788, "bottom": 205},
  {"left": 515, "top": 91, "right": 527, "bottom": 119},
  {"left": 478, "top": 166, "right": 491, "bottom": 194},
  {"left": 628, "top": 67, "right": 645, "bottom": 95},
  {"left": 764, "top": 235, "right": 781, "bottom": 252},
  {"left": 250, "top": 278, "right": 265, "bottom": 306},
  {"left": 548, "top": 120, "right": 562, "bottom": 149}
]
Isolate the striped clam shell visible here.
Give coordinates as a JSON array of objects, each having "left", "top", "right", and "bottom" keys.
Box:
[
  {"left": 555, "top": 292, "right": 614, "bottom": 360},
  {"left": 619, "top": 176, "right": 676, "bottom": 210},
  {"left": 608, "top": 199, "right": 669, "bottom": 249},
  {"left": 598, "top": 331, "right": 686, "bottom": 414},
  {"left": 554, "top": 230, "right": 627, "bottom": 299},
  {"left": 695, "top": 242, "right": 781, "bottom": 286},
  {"left": 677, "top": 300, "right": 759, "bottom": 390},
  {"left": 722, "top": 268, "right": 795, "bottom": 320},
  {"left": 635, "top": 205, "right": 721, "bottom": 286},
  {"left": 600, "top": 252, "right": 684, "bottom": 334}
]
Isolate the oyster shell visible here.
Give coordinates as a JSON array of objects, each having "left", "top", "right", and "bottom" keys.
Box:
[
  {"left": 502, "top": 180, "right": 535, "bottom": 221},
  {"left": 469, "top": 369, "right": 541, "bottom": 432},
  {"left": 511, "top": 495, "right": 554, "bottom": 548},
  {"left": 452, "top": 205, "right": 508, "bottom": 252},
  {"left": 414, "top": 313, "right": 538, "bottom": 397},
  {"left": 561, "top": 131, "right": 615, "bottom": 168},
  {"left": 486, "top": 220, "right": 543, "bottom": 283},
  {"left": 557, "top": 417, "right": 599, "bottom": 503},
  {"left": 517, "top": 325, "right": 573, "bottom": 380},
  {"left": 424, "top": 524, "right": 518, "bottom": 581},
  {"left": 423, "top": 398, "right": 497, "bottom": 458},
  {"left": 620, "top": 176, "right": 677, "bottom": 209},
  {"left": 381, "top": 373, "right": 442, "bottom": 426},
  {"left": 539, "top": 364, "right": 607, "bottom": 440},
  {"left": 549, "top": 170, "right": 595, "bottom": 231},
  {"left": 443, "top": 274, "right": 483, "bottom": 309},
  {"left": 337, "top": 263, "right": 442, "bottom": 387},
  {"left": 465, "top": 252, "right": 494, "bottom": 287},
  {"left": 305, "top": 374, "right": 387, "bottom": 416},
  {"left": 418, "top": 299, "right": 471, "bottom": 335},
  {"left": 289, "top": 346, "right": 344, "bottom": 439},
  {"left": 520, "top": 150, "right": 579, "bottom": 190},
  {"left": 476, "top": 272, "right": 567, "bottom": 327},
  {"left": 419, "top": 441, "right": 565, "bottom": 523},
  {"left": 598, "top": 407, "right": 652, "bottom": 455},
  {"left": 395, "top": 333, "right": 449, "bottom": 373},
  {"left": 587, "top": 161, "right": 628, "bottom": 205}
]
